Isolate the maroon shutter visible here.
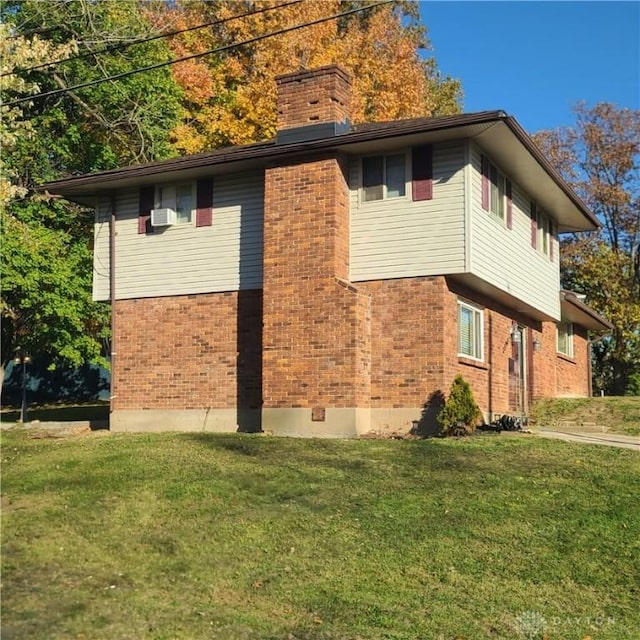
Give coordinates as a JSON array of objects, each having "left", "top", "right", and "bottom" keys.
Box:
[
  {"left": 138, "top": 185, "right": 155, "bottom": 234},
  {"left": 481, "top": 154, "right": 490, "bottom": 211},
  {"left": 550, "top": 222, "right": 555, "bottom": 261},
  {"left": 412, "top": 145, "right": 433, "bottom": 201},
  {"left": 506, "top": 179, "right": 513, "bottom": 229},
  {"left": 196, "top": 177, "right": 213, "bottom": 227},
  {"left": 530, "top": 201, "right": 537, "bottom": 249}
]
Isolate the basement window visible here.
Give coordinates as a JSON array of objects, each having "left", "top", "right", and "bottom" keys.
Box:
[{"left": 362, "top": 154, "right": 407, "bottom": 202}]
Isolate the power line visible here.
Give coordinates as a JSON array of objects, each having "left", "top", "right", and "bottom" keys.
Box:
[
  {"left": 4, "top": 0, "right": 393, "bottom": 108},
  {"left": 1, "top": 0, "right": 303, "bottom": 78}
]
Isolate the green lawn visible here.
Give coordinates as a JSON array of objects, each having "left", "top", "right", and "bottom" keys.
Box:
[{"left": 1, "top": 431, "right": 639, "bottom": 640}]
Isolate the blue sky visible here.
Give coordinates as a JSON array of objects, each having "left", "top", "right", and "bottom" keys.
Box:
[{"left": 419, "top": 1, "right": 640, "bottom": 133}]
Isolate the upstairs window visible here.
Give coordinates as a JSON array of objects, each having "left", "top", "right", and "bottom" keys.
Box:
[
  {"left": 557, "top": 322, "right": 573, "bottom": 357},
  {"left": 362, "top": 154, "right": 407, "bottom": 202},
  {"left": 489, "top": 163, "right": 505, "bottom": 219},
  {"left": 139, "top": 178, "right": 213, "bottom": 233},
  {"left": 458, "top": 300, "right": 483, "bottom": 361},
  {"left": 156, "top": 183, "right": 194, "bottom": 224},
  {"left": 481, "top": 155, "right": 511, "bottom": 225},
  {"left": 532, "top": 205, "right": 554, "bottom": 258}
]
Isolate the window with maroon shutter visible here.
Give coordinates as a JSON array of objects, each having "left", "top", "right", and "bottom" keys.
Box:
[
  {"left": 482, "top": 155, "right": 507, "bottom": 222},
  {"left": 506, "top": 179, "right": 513, "bottom": 229},
  {"left": 412, "top": 145, "right": 433, "bottom": 201},
  {"left": 196, "top": 177, "right": 213, "bottom": 227},
  {"left": 138, "top": 185, "right": 155, "bottom": 234}
]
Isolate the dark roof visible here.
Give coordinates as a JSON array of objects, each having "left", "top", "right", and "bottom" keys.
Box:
[
  {"left": 41, "top": 110, "right": 599, "bottom": 231},
  {"left": 560, "top": 290, "right": 613, "bottom": 331}
]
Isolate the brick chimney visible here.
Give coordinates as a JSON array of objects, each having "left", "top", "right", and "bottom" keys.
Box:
[
  {"left": 275, "top": 65, "right": 352, "bottom": 144},
  {"left": 262, "top": 65, "right": 371, "bottom": 437}
]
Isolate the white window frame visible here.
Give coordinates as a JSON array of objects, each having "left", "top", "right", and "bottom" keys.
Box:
[
  {"left": 360, "top": 152, "right": 409, "bottom": 204},
  {"left": 156, "top": 182, "right": 196, "bottom": 225},
  {"left": 557, "top": 322, "right": 574, "bottom": 357},
  {"left": 458, "top": 300, "right": 484, "bottom": 361}
]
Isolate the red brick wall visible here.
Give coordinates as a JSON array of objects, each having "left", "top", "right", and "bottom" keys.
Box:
[
  {"left": 530, "top": 323, "right": 557, "bottom": 401},
  {"left": 359, "top": 277, "right": 449, "bottom": 408},
  {"left": 112, "top": 290, "right": 262, "bottom": 411},
  {"left": 262, "top": 153, "right": 370, "bottom": 409},
  {"left": 358, "top": 276, "right": 592, "bottom": 423},
  {"left": 555, "top": 323, "right": 590, "bottom": 397},
  {"left": 276, "top": 65, "right": 351, "bottom": 131}
]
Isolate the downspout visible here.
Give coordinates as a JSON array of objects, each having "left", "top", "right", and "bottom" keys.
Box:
[
  {"left": 487, "top": 312, "right": 493, "bottom": 421},
  {"left": 587, "top": 336, "right": 593, "bottom": 397},
  {"left": 109, "top": 193, "right": 116, "bottom": 410}
]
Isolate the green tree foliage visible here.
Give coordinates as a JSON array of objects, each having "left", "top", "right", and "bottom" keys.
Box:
[
  {"left": 1, "top": 1, "right": 183, "bottom": 383},
  {"left": 1, "top": 206, "right": 110, "bottom": 381},
  {"left": 534, "top": 104, "right": 640, "bottom": 395},
  {"left": 437, "top": 375, "right": 483, "bottom": 436}
]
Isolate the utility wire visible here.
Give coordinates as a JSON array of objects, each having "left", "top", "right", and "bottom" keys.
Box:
[
  {"left": 4, "top": 0, "right": 393, "bottom": 108},
  {"left": 1, "top": 0, "right": 303, "bottom": 78}
]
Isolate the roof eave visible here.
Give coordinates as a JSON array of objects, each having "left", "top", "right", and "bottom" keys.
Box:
[
  {"left": 503, "top": 116, "right": 600, "bottom": 231},
  {"left": 561, "top": 290, "right": 613, "bottom": 332},
  {"left": 40, "top": 110, "right": 600, "bottom": 233}
]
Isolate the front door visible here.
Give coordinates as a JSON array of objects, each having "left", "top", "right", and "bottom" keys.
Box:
[{"left": 508, "top": 325, "right": 527, "bottom": 415}]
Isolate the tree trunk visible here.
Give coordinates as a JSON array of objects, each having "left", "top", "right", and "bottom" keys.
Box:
[{"left": 611, "top": 358, "right": 629, "bottom": 396}]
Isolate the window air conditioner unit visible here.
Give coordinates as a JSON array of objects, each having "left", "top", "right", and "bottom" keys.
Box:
[{"left": 151, "top": 207, "right": 177, "bottom": 227}]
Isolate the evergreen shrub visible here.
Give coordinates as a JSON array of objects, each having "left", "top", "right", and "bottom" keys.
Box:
[{"left": 437, "top": 375, "right": 483, "bottom": 436}]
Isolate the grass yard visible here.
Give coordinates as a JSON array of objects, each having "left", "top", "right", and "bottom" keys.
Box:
[
  {"left": 1, "top": 431, "right": 639, "bottom": 640},
  {"left": 531, "top": 397, "right": 640, "bottom": 436}
]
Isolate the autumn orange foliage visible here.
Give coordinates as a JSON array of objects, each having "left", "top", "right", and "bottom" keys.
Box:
[{"left": 145, "top": 0, "right": 461, "bottom": 153}]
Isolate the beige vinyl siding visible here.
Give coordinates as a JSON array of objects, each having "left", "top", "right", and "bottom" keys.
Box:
[
  {"left": 93, "top": 171, "right": 264, "bottom": 301},
  {"left": 349, "top": 142, "right": 466, "bottom": 281},
  {"left": 469, "top": 142, "right": 560, "bottom": 319}
]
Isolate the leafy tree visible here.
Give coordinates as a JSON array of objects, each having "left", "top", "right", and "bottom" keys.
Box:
[
  {"left": 0, "top": 206, "right": 110, "bottom": 390},
  {"left": 0, "top": 23, "right": 77, "bottom": 205},
  {"left": 1, "top": 1, "right": 183, "bottom": 389},
  {"left": 146, "top": 0, "right": 461, "bottom": 152},
  {"left": 534, "top": 103, "right": 640, "bottom": 395}
]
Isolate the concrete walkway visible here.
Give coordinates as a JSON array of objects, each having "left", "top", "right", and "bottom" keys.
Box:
[{"left": 534, "top": 429, "right": 640, "bottom": 451}]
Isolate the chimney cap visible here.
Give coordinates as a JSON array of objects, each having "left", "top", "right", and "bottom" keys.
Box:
[{"left": 275, "top": 64, "right": 352, "bottom": 87}]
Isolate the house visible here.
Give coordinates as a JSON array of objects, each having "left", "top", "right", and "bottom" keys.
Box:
[{"left": 44, "top": 65, "right": 611, "bottom": 437}]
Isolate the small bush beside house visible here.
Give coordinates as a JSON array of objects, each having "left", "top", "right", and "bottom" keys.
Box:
[{"left": 437, "top": 375, "right": 483, "bottom": 436}]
